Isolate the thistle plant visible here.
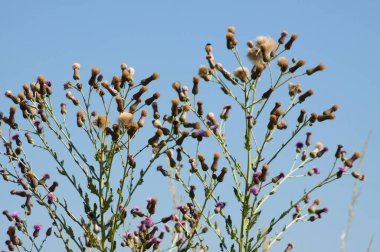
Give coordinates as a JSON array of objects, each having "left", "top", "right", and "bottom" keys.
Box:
[{"left": 0, "top": 27, "right": 364, "bottom": 252}]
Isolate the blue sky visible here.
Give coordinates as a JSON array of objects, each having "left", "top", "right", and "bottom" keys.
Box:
[{"left": 0, "top": 1, "right": 379, "bottom": 251}]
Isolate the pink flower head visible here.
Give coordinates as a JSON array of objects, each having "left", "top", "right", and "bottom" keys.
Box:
[
  {"left": 249, "top": 185, "right": 259, "bottom": 196},
  {"left": 34, "top": 224, "right": 42, "bottom": 231},
  {"left": 143, "top": 216, "right": 153, "bottom": 228},
  {"left": 312, "top": 167, "right": 320, "bottom": 174}
]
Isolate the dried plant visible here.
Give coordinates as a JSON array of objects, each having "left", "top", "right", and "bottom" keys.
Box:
[{"left": 0, "top": 27, "right": 365, "bottom": 252}]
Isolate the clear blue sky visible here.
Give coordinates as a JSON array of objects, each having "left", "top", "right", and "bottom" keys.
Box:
[{"left": 0, "top": 1, "right": 379, "bottom": 251}]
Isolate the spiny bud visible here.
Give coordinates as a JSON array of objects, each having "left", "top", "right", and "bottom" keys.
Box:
[
  {"left": 115, "top": 96, "right": 124, "bottom": 112},
  {"left": 298, "top": 89, "right": 314, "bottom": 103},
  {"left": 323, "top": 105, "right": 339, "bottom": 115},
  {"left": 141, "top": 72, "right": 160, "bottom": 86},
  {"left": 284, "top": 33, "right": 298, "bottom": 50},
  {"left": 112, "top": 75, "right": 122, "bottom": 91},
  {"left": 317, "top": 113, "right": 336, "bottom": 122},
  {"left": 306, "top": 64, "right": 326, "bottom": 75},
  {"left": 145, "top": 92, "right": 160, "bottom": 105},
  {"left": 72, "top": 63, "right": 81, "bottom": 80},
  {"left": 345, "top": 151, "right": 360, "bottom": 168},
  {"left": 289, "top": 59, "right": 305, "bottom": 73},
  {"left": 278, "top": 31, "right": 288, "bottom": 44},
  {"left": 89, "top": 67, "right": 100, "bottom": 86},
  {"left": 308, "top": 198, "right": 321, "bottom": 213},
  {"left": 310, "top": 142, "right": 324, "bottom": 158},
  {"left": 132, "top": 86, "right": 148, "bottom": 100},
  {"left": 138, "top": 109, "right": 148, "bottom": 127},
  {"left": 226, "top": 27, "right": 237, "bottom": 49},
  {"left": 267, "top": 115, "right": 278, "bottom": 130},
  {"left": 297, "top": 109, "right": 306, "bottom": 123},
  {"left": 211, "top": 152, "right": 221, "bottom": 172},
  {"left": 192, "top": 76, "right": 200, "bottom": 95},
  {"left": 217, "top": 167, "right": 228, "bottom": 182},
  {"left": 189, "top": 185, "right": 196, "bottom": 199},
  {"left": 127, "top": 122, "right": 139, "bottom": 138},
  {"left": 76, "top": 111, "right": 86, "bottom": 127},
  {"left": 262, "top": 87, "right": 274, "bottom": 99},
  {"left": 197, "top": 101, "right": 204, "bottom": 115}
]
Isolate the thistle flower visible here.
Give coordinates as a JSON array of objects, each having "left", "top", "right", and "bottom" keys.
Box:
[
  {"left": 226, "top": 26, "right": 237, "bottom": 49},
  {"left": 217, "top": 167, "right": 228, "bottom": 182},
  {"left": 145, "top": 92, "right": 160, "bottom": 105},
  {"left": 211, "top": 152, "right": 221, "bottom": 172},
  {"left": 297, "top": 109, "right": 306, "bottom": 123},
  {"left": 249, "top": 185, "right": 259, "bottom": 196},
  {"left": 60, "top": 103, "right": 67, "bottom": 115},
  {"left": 308, "top": 198, "right": 321, "bottom": 213},
  {"left": 233, "top": 67, "right": 249, "bottom": 82},
  {"left": 146, "top": 197, "right": 158, "bottom": 215},
  {"left": 306, "top": 64, "right": 326, "bottom": 75},
  {"left": 298, "top": 89, "right": 314, "bottom": 103},
  {"left": 138, "top": 109, "right": 148, "bottom": 127},
  {"left": 310, "top": 142, "right": 324, "bottom": 158},
  {"left": 112, "top": 75, "right": 122, "bottom": 91},
  {"left": 267, "top": 114, "right": 278, "bottom": 130},
  {"left": 189, "top": 185, "right": 196, "bottom": 199},
  {"left": 141, "top": 72, "right": 160, "bottom": 86},
  {"left": 277, "top": 57, "right": 289, "bottom": 72},
  {"left": 296, "top": 142, "right": 304, "bottom": 153},
  {"left": 142, "top": 216, "right": 154, "bottom": 229},
  {"left": 271, "top": 172, "right": 285, "bottom": 183},
  {"left": 76, "top": 110, "right": 86, "bottom": 127},
  {"left": 284, "top": 33, "right": 298, "bottom": 50},
  {"left": 308, "top": 167, "right": 320, "bottom": 176},
  {"left": 192, "top": 76, "right": 200, "bottom": 95},
  {"left": 88, "top": 67, "right": 100, "bottom": 86},
  {"left": 33, "top": 224, "right": 42, "bottom": 238},
  {"left": 251, "top": 63, "right": 265, "bottom": 80},
  {"left": 197, "top": 100, "right": 204, "bottom": 115},
  {"left": 214, "top": 201, "right": 226, "bottom": 213},
  {"left": 335, "top": 145, "right": 343, "bottom": 159},
  {"left": 220, "top": 105, "right": 232, "bottom": 120},
  {"left": 344, "top": 151, "right": 361, "bottom": 168},
  {"left": 284, "top": 243, "right": 294, "bottom": 252},
  {"left": 288, "top": 83, "right": 302, "bottom": 96},
  {"left": 118, "top": 112, "right": 133, "bottom": 128},
  {"left": 247, "top": 36, "right": 277, "bottom": 64},
  {"left": 72, "top": 63, "right": 81, "bottom": 80},
  {"left": 352, "top": 171, "right": 366, "bottom": 181},
  {"left": 289, "top": 59, "right": 305, "bottom": 73},
  {"left": 278, "top": 31, "right": 288, "bottom": 44},
  {"left": 48, "top": 181, "right": 59, "bottom": 192},
  {"left": 47, "top": 192, "right": 56, "bottom": 204},
  {"left": 93, "top": 115, "right": 110, "bottom": 130},
  {"left": 198, "top": 65, "right": 212, "bottom": 81}
]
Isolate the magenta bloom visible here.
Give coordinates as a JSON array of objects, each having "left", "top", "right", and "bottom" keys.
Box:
[
  {"left": 339, "top": 166, "right": 349, "bottom": 172},
  {"left": 143, "top": 217, "right": 154, "bottom": 228},
  {"left": 249, "top": 185, "right": 259, "bottom": 196},
  {"left": 47, "top": 192, "right": 56, "bottom": 204},
  {"left": 34, "top": 224, "right": 42, "bottom": 231},
  {"left": 215, "top": 201, "right": 226, "bottom": 209},
  {"left": 312, "top": 167, "right": 320, "bottom": 174}
]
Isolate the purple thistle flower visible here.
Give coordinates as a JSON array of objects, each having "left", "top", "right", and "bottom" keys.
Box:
[
  {"left": 296, "top": 142, "right": 304, "bottom": 149},
  {"left": 339, "top": 166, "right": 349, "bottom": 172},
  {"left": 11, "top": 134, "right": 20, "bottom": 141},
  {"left": 11, "top": 211, "right": 19, "bottom": 219},
  {"left": 249, "top": 185, "right": 259, "bottom": 196},
  {"left": 215, "top": 201, "right": 226, "bottom": 209},
  {"left": 143, "top": 216, "right": 154, "bottom": 228},
  {"left": 47, "top": 192, "right": 56, "bottom": 204},
  {"left": 34, "top": 224, "right": 42, "bottom": 231},
  {"left": 312, "top": 167, "right": 320, "bottom": 174}
]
